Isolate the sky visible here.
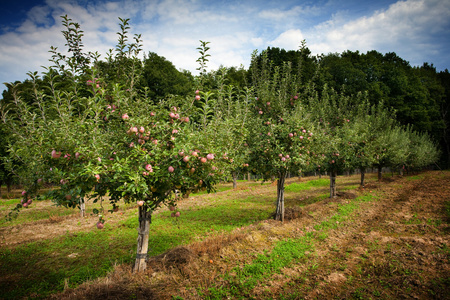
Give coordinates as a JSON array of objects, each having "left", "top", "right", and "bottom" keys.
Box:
[{"left": 0, "top": 0, "right": 449, "bottom": 95}]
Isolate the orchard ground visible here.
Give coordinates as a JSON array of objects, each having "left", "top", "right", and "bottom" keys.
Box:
[{"left": 1, "top": 171, "right": 449, "bottom": 299}]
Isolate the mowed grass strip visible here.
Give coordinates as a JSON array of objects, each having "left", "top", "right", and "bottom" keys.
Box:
[{"left": 199, "top": 192, "right": 378, "bottom": 299}]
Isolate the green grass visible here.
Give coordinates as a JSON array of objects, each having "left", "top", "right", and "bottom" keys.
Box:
[
  {"left": 0, "top": 195, "right": 273, "bottom": 299},
  {"left": 406, "top": 175, "right": 424, "bottom": 181},
  {"left": 285, "top": 178, "right": 329, "bottom": 192},
  {"left": 0, "top": 174, "right": 383, "bottom": 299},
  {"left": 203, "top": 236, "right": 314, "bottom": 299}
]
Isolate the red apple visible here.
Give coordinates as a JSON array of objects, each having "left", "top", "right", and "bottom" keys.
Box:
[
  {"left": 206, "top": 153, "right": 214, "bottom": 160},
  {"left": 137, "top": 200, "right": 144, "bottom": 206},
  {"left": 200, "top": 157, "right": 207, "bottom": 163},
  {"left": 168, "top": 166, "right": 175, "bottom": 173},
  {"left": 175, "top": 211, "right": 181, "bottom": 217},
  {"left": 51, "top": 150, "right": 61, "bottom": 159},
  {"left": 183, "top": 156, "right": 189, "bottom": 162},
  {"left": 122, "top": 113, "right": 129, "bottom": 120},
  {"left": 96, "top": 222, "right": 104, "bottom": 229}
]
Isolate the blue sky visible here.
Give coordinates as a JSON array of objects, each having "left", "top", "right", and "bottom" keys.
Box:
[{"left": 1, "top": 0, "right": 449, "bottom": 95}]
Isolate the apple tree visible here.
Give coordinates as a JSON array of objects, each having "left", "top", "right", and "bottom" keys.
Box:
[
  {"left": 247, "top": 51, "right": 318, "bottom": 221},
  {"left": 1, "top": 17, "right": 222, "bottom": 272},
  {"left": 305, "top": 84, "right": 361, "bottom": 197}
]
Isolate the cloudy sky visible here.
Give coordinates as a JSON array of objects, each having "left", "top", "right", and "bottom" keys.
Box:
[{"left": 1, "top": 0, "right": 449, "bottom": 95}]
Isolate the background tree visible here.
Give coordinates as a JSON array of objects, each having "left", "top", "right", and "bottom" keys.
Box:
[{"left": 138, "top": 52, "right": 193, "bottom": 99}]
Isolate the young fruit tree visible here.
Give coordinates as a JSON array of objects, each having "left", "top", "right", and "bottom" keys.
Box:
[
  {"left": 247, "top": 51, "right": 318, "bottom": 221},
  {"left": 1, "top": 17, "right": 222, "bottom": 272},
  {"left": 345, "top": 99, "right": 395, "bottom": 186},
  {"left": 305, "top": 85, "right": 360, "bottom": 197},
  {"left": 209, "top": 71, "right": 253, "bottom": 188}
]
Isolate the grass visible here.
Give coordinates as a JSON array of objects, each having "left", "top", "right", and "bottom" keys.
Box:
[
  {"left": 285, "top": 178, "right": 329, "bottom": 192},
  {"left": 199, "top": 192, "right": 379, "bottom": 299},
  {"left": 0, "top": 185, "right": 275, "bottom": 299},
  {"left": 0, "top": 174, "right": 384, "bottom": 299}
]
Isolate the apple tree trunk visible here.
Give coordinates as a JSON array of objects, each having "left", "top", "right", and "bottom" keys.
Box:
[
  {"left": 274, "top": 171, "right": 287, "bottom": 222},
  {"left": 134, "top": 205, "right": 152, "bottom": 272},
  {"left": 80, "top": 198, "right": 85, "bottom": 217},
  {"left": 232, "top": 171, "right": 237, "bottom": 189},
  {"left": 360, "top": 168, "right": 365, "bottom": 187},
  {"left": 330, "top": 170, "right": 337, "bottom": 198},
  {"left": 377, "top": 166, "right": 382, "bottom": 181}
]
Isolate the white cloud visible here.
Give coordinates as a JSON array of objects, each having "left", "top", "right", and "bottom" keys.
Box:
[
  {"left": 269, "top": 29, "right": 304, "bottom": 50},
  {"left": 1, "top": 0, "right": 449, "bottom": 95},
  {"left": 306, "top": 0, "right": 450, "bottom": 67}
]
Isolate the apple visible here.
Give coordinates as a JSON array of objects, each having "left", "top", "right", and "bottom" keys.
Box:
[
  {"left": 137, "top": 200, "right": 144, "bottom": 206},
  {"left": 26, "top": 199, "right": 32, "bottom": 205},
  {"left": 172, "top": 129, "right": 178, "bottom": 134},
  {"left": 51, "top": 150, "right": 61, "bottom": 159},
  {"left": 289, "top": 133, "right": 294, "bottom": 138},
  {"left": 145, "top": 164, "right": 153, "bottom": 171},
  {"left": 139, "top": 126, "right": 145, "bottom": 133},
  {"left": 195, "top": 89, "right": 200, "bottom": 94},
  {"left": 195, "top": 95, "right": 200, "bottom": 101},
  {"left": 168, "top": 166, "right": 175, "bottom": 173},
  {"left": 65, "top": 195, "right": 72, "bottom": 200},
  {"left": 23, "top": 203, "right": 28, "bottom": 208},
  {"left": 96, "top": 222, "right": 104, "bottom": 229},
  {"left": 169, "top": 112, "right": 176, "bottom": 118},
  {"left": 95, "top": 174, "right": 100, "bottom": 181},
  {"left": 122, "top": 113, "right": 129, "bottom": 120},
  {"left": 169, "top": 206, "right": 175, "bottom": 211},
  {"left": 190, "top": 168, "right": 195, "bottom": 174},
  {"left": 171, "top": 212, "right": 176, "bottom": 217},
  {"left": 259, "top": 111, "right": 263, "bottom": 114},
  {"left": 200, "top": 157, "right": 207, "bottom": 163},
  {"left": 191, "top": 151, "right": 198, "bottom": 157},
  {"left": 21, "top": 190, "right": 26, "bottom": 196},
  {"left": 75, "top": 152, "right": 80, "bottom": 159},
  {"left": 206, "top": 153, "right": 214, "bottom": 160},
  {"left": 175, "top": 211, "right": 181, "bottom": 217},
  {"left": 183, "top": 156, "right": 189, "bottom": 162}
]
